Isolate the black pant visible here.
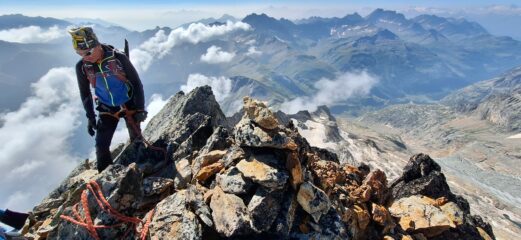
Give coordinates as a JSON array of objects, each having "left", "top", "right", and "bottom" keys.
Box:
[
  {"left": 0, "top": 209, "right": 29, "bottom": 230},
  {"left": 95, "top": 109, "right": 141, "bottom": 172}
]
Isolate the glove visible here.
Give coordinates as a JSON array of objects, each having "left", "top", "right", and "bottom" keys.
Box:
[
  {"left": 87, "top": 117, "right": 97, "bottom": 136},
  {"left": 134, "top": 111, "right": 148, "bottom": 122}
]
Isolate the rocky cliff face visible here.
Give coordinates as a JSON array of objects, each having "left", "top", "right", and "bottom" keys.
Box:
[{"left": 22, "top": 87, "right": 494, "bottom": 240}]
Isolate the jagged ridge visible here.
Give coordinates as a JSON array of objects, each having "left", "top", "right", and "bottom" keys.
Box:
[{"left": 23, "top": 86, "right": 494, "bottom": 240}]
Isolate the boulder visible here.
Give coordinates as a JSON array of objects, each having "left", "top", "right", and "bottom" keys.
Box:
[
  {"left": 195, "top": 161, "right": 224, "bottom": 182},
  {"left": 389, "top": 195, "right": 463, "bottom": 237},
  {"left": 143, "top": 177, "right": 173, "bottom": 197},
  {"left": 148, "top": 190, "right": 202, "bottom": 240},
  {"left": 391, "top": 154, "right": 452, "bottom": 200},
  {"left": 371, "top": 203, "right": 395, "bottom": 233},
  {"left": 297, "top": 182, "right": 331, "bottom": 222},
  {"left": 216, "top": 167, "right": 253, "bottom": 194},
  {"left": 191, "top": 149, "right": 227, "bottom": 178},
  {"left": 440, "top": 202, "right": 464, "bottom": 226},
  {"left": 221, "top": 145, "right": 246, "bottom": 168},
  {"left": 173, "top": 158, "right": 192, "bottom": 189},
  {"left": 248, "top": 188, "right": 282, "bottom": 232},
  {"left": 286, "top": 151, "right": 304, "bottom": 189},
  {"left": 234, "top": 118, "right": 298, "bottom": 150},
  {"left": 270, "top": 188, "right": 299, "bottom": 237},
  {"left": 236, "top": 154, "right": 289, "bottom": 190},
  {"left": 353, "top": 204, "right": 371, "bottom": 231},
  {"left": 186, "top": 186, "right": 213, "bottom": 228},
  {"left": 243, "top": 96, "right": 279, "bottom": 130},
  {"left": 363, "top": 170, "right": 388, "bottom": 204},
  {"left": 210, "top": 187, "right": 250, "bottom": 237}
]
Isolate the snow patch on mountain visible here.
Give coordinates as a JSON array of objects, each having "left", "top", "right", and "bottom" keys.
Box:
[{"left": 292, "top": 118, "right": 338, "bottom": 150}]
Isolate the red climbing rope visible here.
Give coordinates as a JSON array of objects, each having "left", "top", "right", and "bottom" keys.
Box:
[{"left": 60, "top": 180, "right": 155, "bottom": 240}]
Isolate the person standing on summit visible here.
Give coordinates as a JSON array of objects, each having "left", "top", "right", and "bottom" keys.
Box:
[{"left": 69, "top": 26, "right": 147, "bottom": 172}]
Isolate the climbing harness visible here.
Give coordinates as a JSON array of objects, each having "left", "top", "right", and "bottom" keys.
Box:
[
  {"left": 60, "top": 180, "right": 155, "bottom": 240},
  {"left": 99, "top": 105, "right": 168, "bottom": 162}
]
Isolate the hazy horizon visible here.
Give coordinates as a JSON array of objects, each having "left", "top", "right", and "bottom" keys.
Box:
[{"left": 1, "top": 1, "right": 521, "bottom": 39}]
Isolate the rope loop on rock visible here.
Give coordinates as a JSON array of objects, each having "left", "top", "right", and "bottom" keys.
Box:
[{"left": 60, "top": 180, "right": 155, "bottom": 240}]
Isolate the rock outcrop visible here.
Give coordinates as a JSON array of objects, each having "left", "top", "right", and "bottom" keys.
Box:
[{"left": 22, "top": 86, "right": 495, "bottom": 240}]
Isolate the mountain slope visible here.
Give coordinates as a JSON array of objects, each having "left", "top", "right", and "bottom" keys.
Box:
[
  {"left": 443, "top": 65, "right": 521, "bottom": 131},
  {"left": 354, "top": 65, "right": 521, "bottom": 239}
]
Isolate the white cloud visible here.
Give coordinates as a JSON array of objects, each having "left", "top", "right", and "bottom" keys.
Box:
[
  {"left": 484, "top": 5, "right": 521, "bottom": 15},
  {"left": 201, "top": 45, "right": 235, "bottom": 64},
  {"left": 280, "top": 71, "right": 378, "bottom": 114},
  {"left": 402, "top": 5, "right": 521, "bottom": 17},
  {"left": 180, "top": 74, "right": 232, "bottom": 102},
  {"left": 130, "top": 21, "right": 250, "bottom": 72},
  {"left": 246, "top": 46, "right": 262, "bottom": 56},
  {"left": 144, "top": 94, "right": 169, "bottom": 127},
  {"left": 0, "top": 25, "right": 66, "bottom": 43},
  {"left": 0, "top": 67, "right": 81, "bottom": 211}
]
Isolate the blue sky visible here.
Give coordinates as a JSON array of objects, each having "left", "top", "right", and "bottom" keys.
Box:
[{"left": 1, "top": 1, "right": 521, "bottom": 36}]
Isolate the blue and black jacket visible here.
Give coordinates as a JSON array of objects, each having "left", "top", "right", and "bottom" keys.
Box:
[{"left": 75, "top": 44, "right": 145, "bottom": 119}]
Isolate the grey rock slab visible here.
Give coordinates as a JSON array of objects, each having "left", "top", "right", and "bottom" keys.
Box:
[
  {"left": 271, "top": 188, "right": 299, "bottom": 237},
  {"left": 216, "top": 167, "right": 253, "bottom": 195},
  {"left": 210, "top": 186, "right": 251, "bottom": 237},
  {"left": 148, "top": 190, "right": 202, "bottom": 240},
  {"left": 236, "top": 154, "right": 289, "bottom": 190},
  {"left": 143, "top": 177, "right": 174, "bottom": 197},
  {"left": 234, "top": 117, "right": 297, "bottom": 150},
  {"left": 248, "top": 188, "right": 282, "bottom": 232},
  {"left": 297, "top": 181, "right": 331, "bottom": 222},
  {"left": 174, "top": 158, "right": 192, "bottom": 190}
]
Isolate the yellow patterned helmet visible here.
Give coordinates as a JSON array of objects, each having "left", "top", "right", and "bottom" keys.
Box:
[{"left": 68, "top": 26, "right": 99, "bottom": 50}]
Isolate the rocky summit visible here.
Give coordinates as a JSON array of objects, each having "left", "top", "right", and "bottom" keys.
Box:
[{"left": 21, "top": 86, "right": 494, "bottom": 240}]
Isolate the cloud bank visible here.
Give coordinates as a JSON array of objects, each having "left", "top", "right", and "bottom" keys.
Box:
[
  {"left": 130, "top": 21, "right": 250, "bottom": 72},
  {"left": 0, "top": 67, "right": 81, "bottom": 211},
  {"left": 0, "top": 25, "right": 66, "bottom": 43},
  {"left": 180, "top": 73, "right": 232, "bottom": 102},
  {"left": 280, "top": 71, "right": 378, "bottom": 114},
  {"left": 201, "top": 45, "right": 235, "bottom": 64}
]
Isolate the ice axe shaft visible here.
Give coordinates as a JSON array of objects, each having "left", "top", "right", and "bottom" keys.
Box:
[{"left": 124, "top": 39, "right": 129, "bottom": 58}]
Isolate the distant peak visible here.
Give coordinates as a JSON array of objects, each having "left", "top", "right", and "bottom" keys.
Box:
[
  {"left": 244, "top": 13, "right": 271, "bottom": 19},
  {"left": 220, "top": 14, "right": 235, "bottom": 18},
  {"left": 366, "top": 8, "right": 406, "bottom": 21},
  {"left": 341, "top": 13, "right": 364, "bottom": 23},
  {"left": 314, "top": 105, "right": 334, "bottom": 118}
]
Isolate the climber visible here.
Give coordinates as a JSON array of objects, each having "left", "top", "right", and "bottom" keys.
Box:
[
  {"left": 69, "top": 26, "right": 147, "bottom": 173},
  {"left": 0, "top": 209, "right": 29, "bottom": 230}
]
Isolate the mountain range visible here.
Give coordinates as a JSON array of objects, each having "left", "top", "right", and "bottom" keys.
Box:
[{"left": 1, "top": 9, "right": 521, "bottom": 115}]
